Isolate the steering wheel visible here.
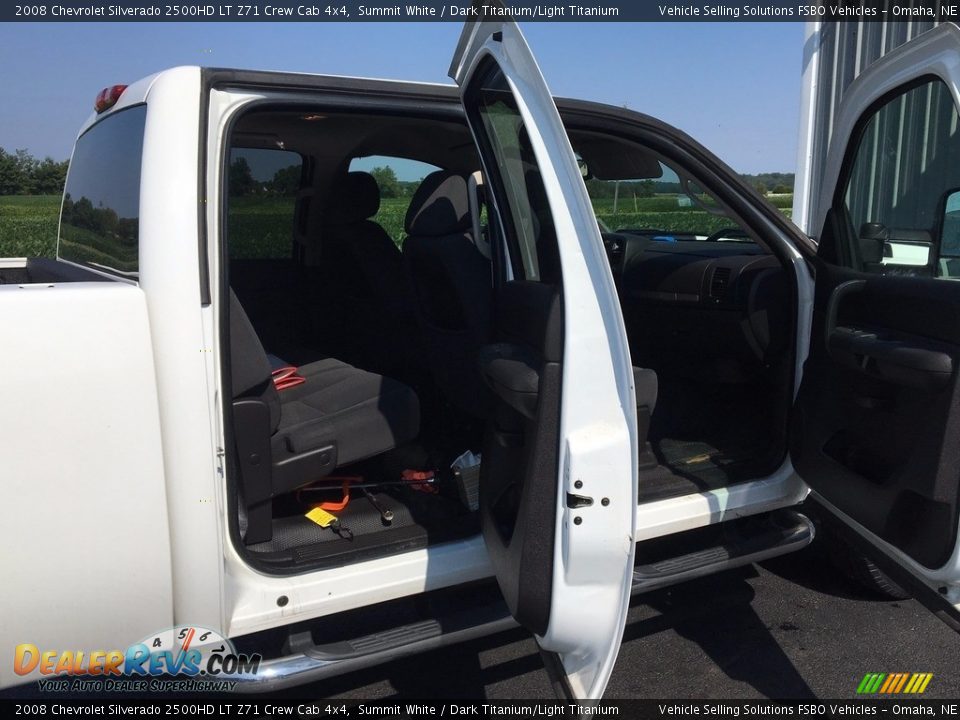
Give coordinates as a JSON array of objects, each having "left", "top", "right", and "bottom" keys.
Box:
[{"left": 704, "top": 227, "right": 751, "bottom": 243}]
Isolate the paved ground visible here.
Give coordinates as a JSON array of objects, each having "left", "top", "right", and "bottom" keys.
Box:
[{"left": 299, "top": 543, "right": 960, "bottom": 700}]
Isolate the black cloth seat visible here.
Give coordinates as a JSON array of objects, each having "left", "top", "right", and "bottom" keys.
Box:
[
  {"left": 230, "top": 291, "right": 420, "bottom": 543},
  {"left": 402, "top": 170, "right": 495, "bottom": 419},
  {"left": 319, "top": 171, "right": 419, "bottom": 375},
  {"left": 276, "top": 357, "right": 419, "bottom": 467}
]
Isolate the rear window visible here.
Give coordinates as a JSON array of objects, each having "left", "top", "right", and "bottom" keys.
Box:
[
  {"left": 348, "top": 155, "right": 441, "bottom": 246},
  {"left": 58, "top": 105, "right": 146, "bottom": 278}
]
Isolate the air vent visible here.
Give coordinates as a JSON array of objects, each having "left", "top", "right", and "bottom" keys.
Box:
[
  {"left": 603, "top": 235, "right": 625, "bottom": 268},
  {"left": 709, "top": 266, "right": 732, "bottom": 300}
]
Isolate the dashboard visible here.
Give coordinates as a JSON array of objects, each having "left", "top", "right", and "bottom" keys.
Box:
[{"left": 602, "top": 231, "right": 791, "bottom": 378}]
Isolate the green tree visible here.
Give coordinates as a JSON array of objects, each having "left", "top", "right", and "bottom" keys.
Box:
[
  {"left": 267, "top": 164, "right": 301, "bottom": 196},
  {"left": 370, "top": 166, "right": 401, "bottom": 198},
  {"left": 229, "top": 156, "right": 256, "bottom": 197},
  {"left": 31, "top": 157, "right": 69, "bottom": 195},
  {"left": 0, "top": 148, "right": 29, "bottom": 195}
]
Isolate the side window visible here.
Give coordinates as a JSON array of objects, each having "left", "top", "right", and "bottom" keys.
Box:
[
  {"left": 348, "top": 156, "right": 440, "bottom": 246},
  {"left": 227, "top": 147, "right": 304, "bottom": 260},
  {"left": 467, "top": 61, "right": 560, "bottom": 284},
  {"left": 838, "top": 78, "right": 960, "bottom": 277},
  {"left": 58, "top": 105, "right": 146, "bottom": 278}
]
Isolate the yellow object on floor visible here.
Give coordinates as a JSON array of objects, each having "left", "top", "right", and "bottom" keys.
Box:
[{"left": 306, "top": 507, "right": 339, "bottom": 528}]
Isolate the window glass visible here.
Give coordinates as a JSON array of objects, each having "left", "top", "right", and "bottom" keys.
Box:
[
  {"left": 58, "top": 106, "right": 146, "bottom": 278},
  {"left": 469, "top": 63, "right": 559, "bottom": 283},
  {"left": 227, "top": 147, "right": 304, "bottom": 259},
  {"left": 840, "top": 78, "right": 960, "bottom": 277},
  {"left": 349, "top": 155, "right": 440, "bottom": 246},
  {"left": 583, "top": 159, "right": 753, "bottom": 244}
]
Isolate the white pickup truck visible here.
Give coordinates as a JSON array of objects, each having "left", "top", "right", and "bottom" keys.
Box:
[{"left": 3, "top": 11, "right": 960, "bottom": 699}]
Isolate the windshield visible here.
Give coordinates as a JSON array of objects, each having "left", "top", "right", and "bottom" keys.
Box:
[{"left": 583, "top": 156, "right": 756, "bottom": 244}]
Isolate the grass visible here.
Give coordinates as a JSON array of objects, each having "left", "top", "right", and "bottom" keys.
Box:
[{"left": 1, "top": 193, "right": 796, "bottom": 260}]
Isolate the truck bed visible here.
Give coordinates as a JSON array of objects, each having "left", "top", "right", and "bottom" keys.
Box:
[{"left": 0, "top": 257, "right": 107, "bottom": 285}]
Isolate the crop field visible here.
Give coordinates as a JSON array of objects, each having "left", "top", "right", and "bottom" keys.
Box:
[
  {"left": 0, "top": 195, "right": 60, "bottom": 258},
  {"left": 1, "top": 193, "right": 795, "bottom": 260}
]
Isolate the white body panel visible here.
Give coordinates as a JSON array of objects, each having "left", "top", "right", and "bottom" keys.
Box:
[
  {"left": 137, "top": 67, "right": 226, "bottom": 633},
  {"left": 452, "top": 15, "right": 638, "bottom": 699},
  {"left": 44, "top": 67, "right": 226, "bottom": 638},
  {"left": 0, "top": 282, "right": 172, "bottom": 687},
  {"left": 636, "top": 461, "right": 809, "bottom": 543},
  {"left": 226, "top": 536, "right": 493, "bottom": 636}
]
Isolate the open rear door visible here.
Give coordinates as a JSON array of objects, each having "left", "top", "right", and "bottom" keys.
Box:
[
  {"left": 792, "top": 24, "right": 960, "bottom": 624},
  {"left": 449, "top": 3, "right": 638, "bottom": 699}
]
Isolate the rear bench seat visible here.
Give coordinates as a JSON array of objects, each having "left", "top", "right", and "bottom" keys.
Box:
[{"left": 230, "top": 291, "right": 420, "bottom": 544}]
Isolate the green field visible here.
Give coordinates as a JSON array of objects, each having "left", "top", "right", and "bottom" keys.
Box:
[
  {"left": 0, "top": 195, "right": 61, "bottom": 258},
  {"left": 1, "top": 193, "right": 795, "bottom": 260}
]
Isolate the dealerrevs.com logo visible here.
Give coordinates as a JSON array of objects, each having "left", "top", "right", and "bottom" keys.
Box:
[{"left": 14, "top": 626, "right": 261, "bottom": 692}]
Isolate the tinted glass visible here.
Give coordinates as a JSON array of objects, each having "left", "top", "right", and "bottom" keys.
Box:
[
  {"left": 58, "top": 105, "right": 146, "bottom": 278},
  {"left": 349, "top": 155, "right": 440, "bottom": 246},
  {"left": 583, "top": 159, "right": 754, "bottom": 244},
  {"left": 469, "top": 62, "right": 559, "bottom": 283},
  {"left": 841, "top": 78, "right": 960, "bottom": 277},
  {"left": 227, "top": 147, "right": 304, "bottom": 260}
]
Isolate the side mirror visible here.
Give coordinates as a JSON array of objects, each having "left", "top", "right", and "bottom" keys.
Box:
[
  {"left": 576, "top": 156, "right": 591, "bottom": 180},
  {"left": 858, "top": 222, "right": 888, "bottom": 265}
]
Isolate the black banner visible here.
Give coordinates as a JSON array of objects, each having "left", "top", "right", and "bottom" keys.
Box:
[
  {"left": 2, "top": 699, "right": 960, "bottom": 718},
  {"left": 3, "top": 0, "right": 960, "bottom": 23}
]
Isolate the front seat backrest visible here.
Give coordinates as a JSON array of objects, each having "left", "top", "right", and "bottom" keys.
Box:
[
  {"left": 402, "top": 170, "right": 495, "bottom": 418},
  {"left": 320, "top": 171, "right": 418, "bottom": 375}
]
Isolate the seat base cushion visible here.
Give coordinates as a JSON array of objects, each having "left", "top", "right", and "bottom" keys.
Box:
[{"left": 276, "top": 358, "right": 420, "bottom": 467}]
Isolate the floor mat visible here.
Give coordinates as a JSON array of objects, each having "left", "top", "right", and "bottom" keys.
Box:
[
  {"left": 638, "top": 434, "right": 782, "bottom": 504},
  {"left": 245, "top": 483, "right": 477, "bottom": 567},
  {"left": 638, "top": 460, "right": 731, "bottom": 503},
  {"left": 657, "top": 439, "right": 726, "bottom": 468}
]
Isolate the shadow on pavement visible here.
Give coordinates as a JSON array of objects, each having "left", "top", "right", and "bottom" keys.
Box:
[
  {"left": 629, "top": 568, "right": 816, "bottom": 699},
  {"left": 758, "top": 541, "right": 886, "bottom": 601}
]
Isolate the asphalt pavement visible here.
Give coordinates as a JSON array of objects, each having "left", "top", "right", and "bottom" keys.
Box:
[{"left": 296, "top": 543, "right": 960, "bottom": 700}]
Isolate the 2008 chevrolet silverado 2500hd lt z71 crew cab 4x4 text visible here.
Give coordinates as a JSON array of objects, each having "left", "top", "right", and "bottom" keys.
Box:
[{"left": 2, "top": 9, "right": 960, "bottom": 698}]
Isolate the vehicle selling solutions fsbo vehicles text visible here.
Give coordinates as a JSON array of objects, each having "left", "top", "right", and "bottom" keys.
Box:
[{"left": 656, "top": 4, "right": 919, "bottom": 18}]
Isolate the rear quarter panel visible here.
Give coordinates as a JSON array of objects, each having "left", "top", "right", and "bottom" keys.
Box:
[{"left": 0, "top": 282, "right": 172, "bottom": 688}]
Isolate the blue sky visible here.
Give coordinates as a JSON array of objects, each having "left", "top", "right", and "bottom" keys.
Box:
[{"left": 0, "top": 22, "right": 805, "bottom": 173}]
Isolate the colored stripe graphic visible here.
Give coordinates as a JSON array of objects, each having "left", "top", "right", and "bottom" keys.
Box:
[
  {"left": 858, "top": 672, "right": 932, "bottom": 694},
  {"left": 857, "top": 673, "right": 885, "bottom": 694},
  {"left": 893, "top": 673, "right": 909, "bottom": 693},
  {"left": 904, "top": 674, "right": 920, "bottom": 694},
  {"left": 878, "top": 674, "right": 896, "bottom": 693}
]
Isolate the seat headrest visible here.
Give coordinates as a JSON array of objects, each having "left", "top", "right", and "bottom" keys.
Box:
[
  {"left": 405, "top": 170, "right": 471, "bottom": 237},
  {"left": 324, "top": 171, "right": 381, "bottom": 225}
]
